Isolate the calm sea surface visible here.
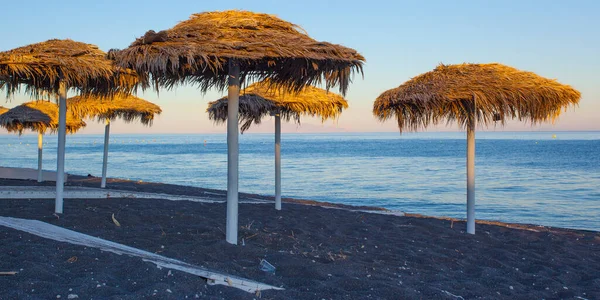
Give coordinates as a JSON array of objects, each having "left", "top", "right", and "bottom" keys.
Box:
[{"left": 1, "top": 131, "right": 599, "bottom": 231}]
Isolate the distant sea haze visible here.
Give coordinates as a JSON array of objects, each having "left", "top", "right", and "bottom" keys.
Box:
[{"left": 2, "top": 131, "right": 599, "bottom": 231}]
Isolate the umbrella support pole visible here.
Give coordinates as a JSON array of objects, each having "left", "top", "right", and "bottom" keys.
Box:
[
  {"left": 226, "top": 60, "right": 240, "bottom": 245},
  {"left": 275, "top": 114, "right": 281, "bottom": 210},
  {"left": 37, "top": 133, "right": 43, "bottom": 183},
  {"left": 101, "top": 119, "right": 111, "bottom": 188},
  {"left": 466, "top": 115, "right": 476, "bottom": 234},
  {"left": 55, "top": 81, "right": 67, "bottom": 214}
]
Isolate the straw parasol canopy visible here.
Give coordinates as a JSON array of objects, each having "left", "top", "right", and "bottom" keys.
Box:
[
  {"left": 0, "top": 39, "right": 142, "bottom": 214},
  {"left": 207, "top": 80, "right": 348, "bottom": 132},
  {"left": 373, "top": 62, "right": 581, "bottom": 235},
  {"left": 0, "top": 101, "right": 86, "bottom": 134},
  {"left": 112, "top": 10, "right": 364, "bottom": 244},
  {"left": 67, "top": 94, "right": 162, "bottom": 125},
  {"left": 110, "top": 10, "right": 365, "bottom": 95},
  {"left": 67, "top": 94, "right": 161, "bottom": 189},
  {"left": 373, "top": 63, "right": 581, "bottom": 131},
  {"left": 0, "top": 39, "right": 139, "bottom": 98}
]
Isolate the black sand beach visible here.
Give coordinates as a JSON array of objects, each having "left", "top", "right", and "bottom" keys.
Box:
[{"left": 1, "top": 177, "right": 599, "bottom": 299}]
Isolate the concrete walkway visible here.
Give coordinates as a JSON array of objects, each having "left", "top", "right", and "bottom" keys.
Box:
[
  {"left": 0, "top": 216, "right": 282, "bottom": 293},
  {"left": 0, "top": 186, "right": 271, "bottom": 204}
]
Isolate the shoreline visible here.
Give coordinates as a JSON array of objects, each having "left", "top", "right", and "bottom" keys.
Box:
[
  {"left": 3, "top": 174, "right": 598, "bottom": 235},
  {"left": 58, "top": 175, "right": 600, "bottom": 234}
]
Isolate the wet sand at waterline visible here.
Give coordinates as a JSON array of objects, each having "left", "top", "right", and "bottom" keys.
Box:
[{"left": 0, "top": 177, "right": 598, "bottom": 299}]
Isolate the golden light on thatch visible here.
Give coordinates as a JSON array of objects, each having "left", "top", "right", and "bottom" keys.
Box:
[
  {"left": 112, "top": 10, "right": 364, "bottom": 244},
  {"left": 373, "top": 63, "right": 581, "bottom": 132},
  {"left": 0, "top": 106, "right": 8, "bottom": 115},
  {"left": 207, "top": 80, "right": 348, "bottom": 132},
  {"left": 0, "top": 101, "right": 86, "bottom": 134},
  {"left": 0, "top": 39, "right": 140, "bottom": 98},
  {"left": 67, "top": 94, "right": 162, "bottom": 126},
  {"left": 110, "top": 10, "right": 364, "bottom": 95}
]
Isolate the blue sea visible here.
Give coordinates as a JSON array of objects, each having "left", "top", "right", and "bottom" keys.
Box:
[{"left": 1, "top": 131, "right": 599, "bottom": 231}]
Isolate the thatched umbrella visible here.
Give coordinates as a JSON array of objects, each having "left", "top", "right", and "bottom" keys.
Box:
[
  {"left": 0, "top": 39, "right": 138, "bottom": 213},
  {"left": 68, "top": 94, "right": 162, "bottom": 188},
  {"left": 0, "top": 101, "right": 86, "bottom": 182},
  {"left": 112, "top": 10, "right": 364, "bottom": 244},
  {"left": 373, "top": 63, "right": 581, "bottom": 234},
  {"left": 207, "top": 80, "right": 348, "bottom": 210}
]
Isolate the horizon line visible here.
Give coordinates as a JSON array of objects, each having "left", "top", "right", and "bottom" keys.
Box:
[{"left": 1, "top": 130, "right": 599, "bottom": 136}]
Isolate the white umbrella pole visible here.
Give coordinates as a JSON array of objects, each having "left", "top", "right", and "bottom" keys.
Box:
[
  {"left": 101, "top": 119, "right": 111, "bottom": 188},
  {"left": 55, "top": 82, "right": 67, "bottom": 214},
  {"left": 226, "top": 60, "right": 240, "bottom": 245},
  {"left": 37, "top": 132, "right": 43, "bottom": 183},
  {"left": 275, "top": 114, "right": 282, "bottom": 210},
  {"left": 466, "top": 114, "right": 476, "bottom": 234}
]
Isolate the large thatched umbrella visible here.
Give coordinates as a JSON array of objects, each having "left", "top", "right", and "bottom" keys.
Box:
[
  {"left": 207, "top": 80, "right": 348, "bottom": 210},
  {"left": 68, "top": 94, "right": 162, "bottom": 188},
  {"left": 0, "top": 101, "right": 86, "bottom": 182},
  {"left": 373, "top": 63, "right": 581, "bottom": 234},
  {"left": 0, "top": 39, "right": 138, "bottom": 213},
  {"left": 112, "top": 10, "right": 364, "bottom": 244}
]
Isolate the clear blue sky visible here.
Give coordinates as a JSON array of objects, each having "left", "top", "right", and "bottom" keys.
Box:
[{"left": 2, "top": 0, "right": 598, "bottom": 134}]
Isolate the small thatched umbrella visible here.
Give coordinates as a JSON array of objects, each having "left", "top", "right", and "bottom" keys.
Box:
[
  {"left": 207, "top": 80, "right": 348, "bottom": 210},
  {"left": 373, "top": 63, "right": 581, "bottom": 234},
  {"left": 0, "top": 39, "right": 138, "bottom": 213},
  {"left": 0, "top": 101, "right": 86, "bottom": 182},
  {"left": 68, "top": 94, "right": 162, "bottom": 188},
  {"left": 112, "top": 10, "right": 364, "bottom": 244}
]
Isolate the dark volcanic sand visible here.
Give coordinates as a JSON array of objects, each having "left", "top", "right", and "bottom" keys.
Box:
[{"left": 0, "top": 178, "right": 599, "bottom": 299}]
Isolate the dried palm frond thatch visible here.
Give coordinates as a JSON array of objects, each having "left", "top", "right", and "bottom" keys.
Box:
[
  {"left": 208, "top": 80, "right": 348, "bottom": 132},
  {"left": 0, "top": 101, "right": 86, "bottom": 134},
  {"left": 110, "top": 10, "right": 364, "bottom": 95},
  {"left": 0, "top": 39, "right": 140, "bottom": 98},
  {"left": 373, "top": 63, "right": 581, "bottom": 132},
  {"left": 68, "top": 94, "right": 162, "bottom": 125}
]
